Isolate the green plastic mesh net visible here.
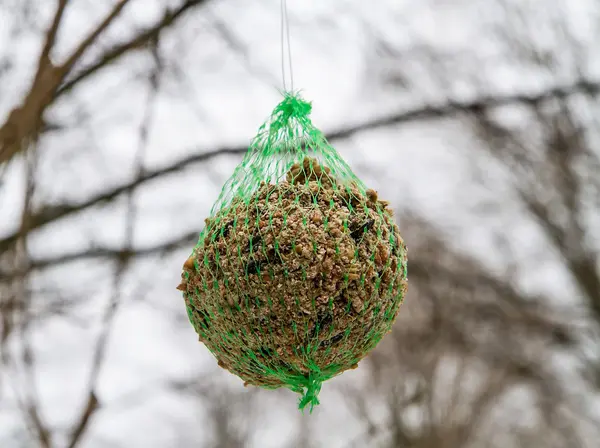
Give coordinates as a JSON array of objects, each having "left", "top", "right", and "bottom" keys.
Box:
[{"left": 178, "top": 92, "right": 408, "bottom": 412}]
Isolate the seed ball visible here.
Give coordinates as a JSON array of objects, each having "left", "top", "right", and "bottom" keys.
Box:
[{"left": 179, "top": 158, "right": 408, "bottom": 392}]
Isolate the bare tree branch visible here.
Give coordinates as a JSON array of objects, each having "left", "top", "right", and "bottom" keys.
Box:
[
  {"left": 56, "top": 0, "right": 210, "bottom": 97},
  {"left": 39, "top": 0, "right": 69, "bottom": 64},
  {"left": 0, "top": 147, "right": 242, "bottom": 254},
  {"left": 66, "top": 392, "right": 98, "bottom": 448},
  {"left": 61, "top": 0, "right": 133, "bottom": 72},
  {"left": 469, "top": 92, "right": 600, "bottom": 324},
  {"left": 1, "top": 231, "right": 196, "bottom": 277},
  {"left": 0, "top": 0, "right": 208, "bottom": 167},
  {"left": 1, "top": 145, "right": 54, "bottom": 447}
]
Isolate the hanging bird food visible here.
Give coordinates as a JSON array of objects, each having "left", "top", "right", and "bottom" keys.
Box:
[{"left": 178, "top": 93, "right": 408, "bottom": 411}]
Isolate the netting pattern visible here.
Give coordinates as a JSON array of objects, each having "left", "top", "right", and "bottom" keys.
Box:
[{"left": 178, "top": 93, "right": 408, "bottom": 411}]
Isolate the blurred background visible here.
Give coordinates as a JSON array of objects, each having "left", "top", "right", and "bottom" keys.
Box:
[{"left": 1, "top": 0, "right": 600, "bottom": 446}]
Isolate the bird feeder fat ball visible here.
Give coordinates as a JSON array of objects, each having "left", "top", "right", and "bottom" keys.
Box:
[{"left": 178, "top": 93, "right": 408, "bottom": 412}]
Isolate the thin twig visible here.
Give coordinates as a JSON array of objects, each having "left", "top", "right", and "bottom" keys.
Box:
[
  {"left": 61, "top": 0, "right": 133, "bottom": 73},
  {"left": 57, "top": 0, "right": 209, "bottom": 97},
  {"left": 39, "top": 0, "right": 69, "bottom": 63},
  {"left": 9, "top": 144, "right": 53, "bottom": 447}
]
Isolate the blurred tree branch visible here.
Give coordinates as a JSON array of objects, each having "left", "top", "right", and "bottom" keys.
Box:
[
  {"left": 0, "top": 148, "right": 243, "bottom": 254},
  {"left": 466, "top": 92, "right": 600, "bottom": 325},
  {"left": 56, "top": 0, "right": 209, "bottom": 98},
  {"left": 1, "top": 143, "right": 53, "bottom": 447},
  {"left": 0, "top": 0, "right": 208, "bottom": 167},
  {"left": 38, "top": 0, "right": 68, "bottom": 64}
]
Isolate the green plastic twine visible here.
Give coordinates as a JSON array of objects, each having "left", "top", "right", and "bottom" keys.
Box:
[
  {"left": 269, "top": 93, "right": 312, "bottom": 134},
  {"left": 298, "top": 372, "right": 323, "bottom": 413}
]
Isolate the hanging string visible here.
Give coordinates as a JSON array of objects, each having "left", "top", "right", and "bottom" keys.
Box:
[{"left": 280, "top": 0, "right": 294, "bottom": 91}]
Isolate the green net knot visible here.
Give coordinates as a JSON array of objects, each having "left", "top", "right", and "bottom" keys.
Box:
[
  {"left": 298, "top": 372, "right": 323, "bottom": 413},
  {"left": 270, "top": 92, "right": 312, "bottom": 134}
]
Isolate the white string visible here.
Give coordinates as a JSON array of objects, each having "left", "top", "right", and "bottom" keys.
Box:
[{"left": 280, "top": 0, "right": 294, "bottom": 91}]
